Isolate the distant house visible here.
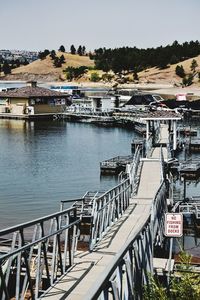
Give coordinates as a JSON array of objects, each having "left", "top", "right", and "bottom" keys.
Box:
[{"left": 0, "top": 81, "right": 71, "bottom": 117}]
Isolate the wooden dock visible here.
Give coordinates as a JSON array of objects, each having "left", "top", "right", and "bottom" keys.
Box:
[{"left": 100, "top": 155, "right": 133, "bottom": 174}]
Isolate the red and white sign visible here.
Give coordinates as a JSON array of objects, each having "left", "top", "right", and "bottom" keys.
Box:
[{"left": 165, "top": 213, "right": 183, "bottom": 237}]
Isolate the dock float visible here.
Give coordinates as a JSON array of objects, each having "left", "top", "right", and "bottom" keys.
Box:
[{"left": 100, "top": 155, "right": 133, "bottom": 174}]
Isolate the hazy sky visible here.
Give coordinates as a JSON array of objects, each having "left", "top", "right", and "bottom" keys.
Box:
[{"left": 1, "top": 0, "right": 199, "bottom": 52}]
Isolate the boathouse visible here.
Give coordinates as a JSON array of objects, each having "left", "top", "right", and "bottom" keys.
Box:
[{"left": 0, "top": 81, "right": 71, "bottom": 117}]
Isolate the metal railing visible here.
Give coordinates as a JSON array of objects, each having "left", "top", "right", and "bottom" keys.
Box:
[
  {"left": 90, "top": 147, "right": 142, "bottom": 250},
  {"left": 86, "top": 217, "right": 153, "bottom": 300},
  {"left": 0, "top": 208, "right": 80, "bottom": 300},
  {"left": 85, "top": 169, "right": 167, "bottom": 299},
  {"left": 146, "top": 135, "right": 153, "bottom": 158},
  {"left": 90, "top": 179, "right": 132, "bottom": 250}
]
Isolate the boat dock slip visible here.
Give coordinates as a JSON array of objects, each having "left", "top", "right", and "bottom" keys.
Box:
[{"left": 100, "top": 155, "right": 133, "bottom": 174}]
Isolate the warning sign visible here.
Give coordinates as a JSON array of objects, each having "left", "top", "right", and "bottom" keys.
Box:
[{"left": 165, "top": 213, "right": 183, "bottom": 237}]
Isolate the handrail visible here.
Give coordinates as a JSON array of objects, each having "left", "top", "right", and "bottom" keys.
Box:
[
  {"left": 86, "top": 216, "right": 152, "bottom": 300},
  {"left": 0, "top": 208, "right": 80, "bottom": 300},
  {"left": 90, "top": 178, "right": 131, "bottom": 250},
  {"left": 86, "top": 170, "right": 167, "bottom": 299}
]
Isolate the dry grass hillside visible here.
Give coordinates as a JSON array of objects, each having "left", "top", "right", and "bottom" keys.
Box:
[
  {"left": 1, "top": 52, "right": 200, "bottom": 87},
  {"left": 138, "top": 55, "right": 200, "bottom": 86},
  {"left": 2, "top": 52, "right": 94, "bottom": 82}
]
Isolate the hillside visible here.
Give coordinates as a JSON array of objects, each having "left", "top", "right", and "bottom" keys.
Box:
[
  {"left": 1, "top": 52, "right": 200, "bottom": 88},
  {"left": 138, "top": 55, "right": 200, "bottom": 86},
  {"left": 1, "top": 52, "right": 95, "bottom": 82}
]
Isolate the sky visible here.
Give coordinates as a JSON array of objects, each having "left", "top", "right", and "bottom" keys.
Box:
[{"left": 0, "top": 0, "right": 200, "bottom": 52}]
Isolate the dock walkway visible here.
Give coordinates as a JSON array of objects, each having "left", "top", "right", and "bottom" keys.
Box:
[{"left": 41, "top": 153, "right": 162, "bottom": 299}]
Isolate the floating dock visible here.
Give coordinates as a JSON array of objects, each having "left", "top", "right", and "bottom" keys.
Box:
[
  {"left": 189, "top": 139, "right": 200, "bottom": 152},
  {"left": 179, "top": 161, "right": 200, "bottom": 178},
  {"left": 169, "top": 160, "right": 200, "bottom": 178},
  {"left": 100, "top": 155, "right": 133, "bottom": 174}
]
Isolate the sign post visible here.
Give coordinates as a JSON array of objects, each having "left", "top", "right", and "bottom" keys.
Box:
[
  {"left": 165, "top": 213, "right": 183, "bottom": 283},
  {"left": 165, "top": 213, "right": 183, "bottom": 237}
]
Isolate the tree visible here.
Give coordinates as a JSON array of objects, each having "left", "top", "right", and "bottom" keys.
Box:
[
  {"left": 53, "top": 57, "right": 62, "bottom": 68},
  {"left": 77, "top": 45, "right": 83, "bottom": 56},
  {"left": 182, "top": 74, "right": 193, "bottom": 86},
  {"left": 2, "top": 61, "right": 11, "bottom": 75},
  {"left": 190, "top": 59, "right": 198, "bottom": 73},
  {"left": 82, "top": 46, "right": 86, "bottom": 55},
  {"left": 175, "top": 65, "right": 185, "bottom": 78},
  {"left": 59, "top": 54, "right": 65, "bottom": 64},
  {"left": 70, "top": 45, "right": 76, "bottom": 55},
  {"left": 50, "top": 50, "right": 56, "bottom": 60},
  {"left": 90, "top": 72, "right": 100, "bottom": 82},
  {"left": 170, "top": 54, "right": 179, "bottom": 65},
  {"left": 64, "top": 66, "right": 87, "bottom": 80},
  {"left": 38, "top": 49, "right": 50, "bottom": 60},
  {"left": 59, "top": 45, "right": 65, "bottom": 52}
]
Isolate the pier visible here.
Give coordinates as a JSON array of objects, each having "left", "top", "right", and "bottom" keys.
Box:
[{"left": 0, "top": 111, "right": 198, "bottom": 300}]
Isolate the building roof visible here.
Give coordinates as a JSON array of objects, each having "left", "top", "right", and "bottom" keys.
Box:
[
  {"left": 140, "top": 110, "right": 182, "bottom": 120},
  {"left": 0, "top": 86, "right": 69, "bottom": 99}
]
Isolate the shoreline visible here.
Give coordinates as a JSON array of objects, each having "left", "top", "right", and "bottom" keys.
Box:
[{"left": 0, "top": 79, "right": 200, "bottom": 97}]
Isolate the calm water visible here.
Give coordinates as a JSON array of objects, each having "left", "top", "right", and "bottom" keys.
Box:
[{"left": 0, "top": 119, "right": 136, "bottom": 229}]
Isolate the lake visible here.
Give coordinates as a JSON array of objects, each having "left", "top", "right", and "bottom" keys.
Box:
[{"left": 0, "top": 119, "right": 137, "bottom": 229}]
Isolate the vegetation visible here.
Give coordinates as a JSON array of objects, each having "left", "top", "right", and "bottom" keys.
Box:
[
  {"left": 190, "top": 59, "right": 198, "bottom": 73},
  {"left": 50, "top": 50, "right": 56, "bottom": 60},
  {"left": 175, "top": 65, "right": 185, "bottom": 78},
  {"left": 64, "top": 66, "right": 88, "bottom": 80},
  {"left": 102, "top": 73, "right": 113, "bottom": 82},
  {"left": 59, "top": 45, "right": 65, "bottom": 53},
  {"left": 70, "top": 45, "right": 76, "bottom": 55},
  {"left": 2, "top": 61, "right": 11, "bottom": 75},
  {"left": 182, "top": 74, "right": 194, "bottom": 86},
  {"left": 92, "top": 40, "right": 200, "bottom": 74},
  {"left": 38, "top": 49, "right": 50, "bottom": 60},
  {"left": 90, "top": 72, "right": 100, "bottom": 82},
  {"left": 133, "top": 70, "right": 139, "bottom": 81},
  {"left": 144, "top": 251, "right": 200, "bottom": 300}
]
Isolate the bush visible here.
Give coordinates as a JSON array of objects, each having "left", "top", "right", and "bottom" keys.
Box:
[{"left": 90, "top": 72, "right": 100, "bottom": 82}]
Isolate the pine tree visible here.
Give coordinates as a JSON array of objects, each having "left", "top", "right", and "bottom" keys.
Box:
[
  {"left": 50, "top": 50, "right": 56, "bottom": 60},
  {"left": 190, "top": 59, "right": 198, "bottom": 73},
  {"left": 175, "top": 65, "right": 185, "bottom": 78},
  {"left": 59, "top": 45, "right": 65, "bottom": 52},
  {"left": 2, "top": 61, "right": 11, "bottom": 75},
  {"left": 70, "top": 45, "right": 76, "bottom": 55},
  {"left": 77, "top": 45, "right": 83, "bottom": 56}
]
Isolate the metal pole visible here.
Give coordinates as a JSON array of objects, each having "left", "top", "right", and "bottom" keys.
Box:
[
  {"left": 167, "top": 237, "right": 173, "bottom": 285},
  {"left": 173, "top": 121, "right": 177, "bottom": 151}
]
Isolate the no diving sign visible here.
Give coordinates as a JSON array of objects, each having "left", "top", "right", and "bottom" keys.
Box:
[{"left": 165, "top": 213, "right": 183, "bottom": 237}]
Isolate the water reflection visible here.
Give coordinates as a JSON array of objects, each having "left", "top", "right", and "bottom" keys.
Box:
[{"left": 0, "top": 119, "right": 135, "bottom": 228}]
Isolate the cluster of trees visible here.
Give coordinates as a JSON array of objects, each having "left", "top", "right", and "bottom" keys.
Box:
[
  {"left": 175, "top": 58, "right": 199, "bottom": 86},
  {"left": 0, "top": 58, "right": 29, "bottom": 75},
  {"left": 64, "top": 66, "right": 88, "bottom": 81},
  {"left": 38, "top": 49, "right": 50, "bottom": 60},
  {"left": 38, "top": 49, "right": 66, "bottom": 68},
  {"left": 91, "top": 40, "right": 200, "bottom": 73},
  {"left": 70, "top": 45, "right": 86, "bottom": 56},
  {"left": 49, "top": 50, "right": 65, "bottom": 68}
]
